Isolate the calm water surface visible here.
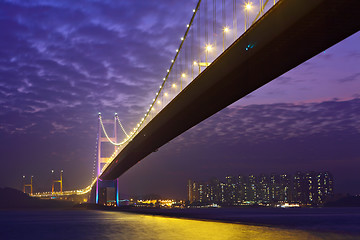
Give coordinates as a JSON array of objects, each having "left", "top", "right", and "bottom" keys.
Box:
[{"left": 0, "top": 209, "right": 358, "bottom": 240}]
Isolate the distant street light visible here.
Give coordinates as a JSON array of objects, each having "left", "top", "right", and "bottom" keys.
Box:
[
  {"left": 205, "top": 44, "right": 212, "bottom": 64},
  {"left": 244, "top": 2, "right": 253, "bottom": 31},
  {"left": 223, "top": 27, "right": 229, "bottom": 51}
]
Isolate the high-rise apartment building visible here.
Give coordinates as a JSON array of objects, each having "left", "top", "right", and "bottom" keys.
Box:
[{"left": 188, "top": 171, "right": 334, "bottom": 206}]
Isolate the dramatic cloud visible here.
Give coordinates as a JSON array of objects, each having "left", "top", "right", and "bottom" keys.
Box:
[
  {"left": 177, "top": 99, "right": 360, "bottom": 145},
  {"left": 338, "top": 73, "right": 360, "bottom": 83},
  {"left": 0, "top": 0, "right": 196, "bottom": 134},
  {"left": 120, "top": 99, "right": 360, "bottom": 198}
]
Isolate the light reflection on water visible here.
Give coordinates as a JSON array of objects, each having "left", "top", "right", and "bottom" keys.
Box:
[
  {"left": 0, "top": 210, "right": 356, "bottom": 240},
  {"left": 103, "top": 211, "right": 314, "bottom": 240}
]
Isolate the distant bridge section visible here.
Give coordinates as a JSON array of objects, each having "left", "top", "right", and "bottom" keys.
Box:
[{"left": 101, "top": 0, "right": 360, "bottom": 180}]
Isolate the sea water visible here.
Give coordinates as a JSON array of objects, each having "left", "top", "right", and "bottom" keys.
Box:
[{"left": 0, "top": 208, "right": 359, "bottom": 240}]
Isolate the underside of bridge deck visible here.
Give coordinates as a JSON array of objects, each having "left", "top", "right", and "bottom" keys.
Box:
[{"left": 101, "top": 0, "right": 360, "bottom": 180}]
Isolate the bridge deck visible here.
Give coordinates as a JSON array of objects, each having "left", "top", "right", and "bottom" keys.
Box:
[{"left": 101, "top": 0, "right": 360, "bottom": 180}]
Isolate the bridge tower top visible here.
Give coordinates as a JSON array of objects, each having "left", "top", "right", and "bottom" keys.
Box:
[
  {"left": 51, "top": 170, "right": 63, "bottom": 193},
  {"left": 23, "top": 175, "right": 33, "bottom": 195}
]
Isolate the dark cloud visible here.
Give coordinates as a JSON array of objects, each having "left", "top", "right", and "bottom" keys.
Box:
[
  {"left": 172, "top": 98, "right": 360, "bottom": 146},
  {"left": 274, "top": 76, "right": 292, "bottom": 85},
  {"left": 338, "top": 72, "right": 360, "bottom": 83},
  {"left": 346, "top": 50, "right": 360, "bottom": 59}
]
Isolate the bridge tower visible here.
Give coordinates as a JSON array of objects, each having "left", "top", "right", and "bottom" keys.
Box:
[
  {"left": 51, "top": 170, "right": 63, "bottom": 193},
  {"left": 23, "top": 175, "right": 33, "bottom": 195},
  {"left": 95, "top": 113, "right": 119, "bottom": 206}
]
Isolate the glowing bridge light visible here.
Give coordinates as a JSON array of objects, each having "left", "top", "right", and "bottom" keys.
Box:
[
  {"left": 172, "top": 83, "right": 176, "bottom": 88},
  {"left": 205, "top": 44, "right": 213, "bottom": 63},
  {"left": 244, "top": 2, "right": 253, "bottom": 31},
  {"left": 157, "top": 100, "right": 161, "bottom": 104},
  {"left": 245, "top": 2, "right": 253, "bottom": 10},
  {"left": 205, "top": 44, "right": 213, "bottom": 52},
  {"left": 222, "top": 27, "right": 230, "bottom": 51},
  {"left": 164, "top": 92, "right": 168, "bottom": 97},
  {"left": 181, "top": 73, "right": 186, "bottom": 78}
]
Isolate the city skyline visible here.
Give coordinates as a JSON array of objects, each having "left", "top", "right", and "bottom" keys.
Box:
[
  {"left": 0, "top": 0, "right": 359, "bottom": 200},
  {"left": 188, "top": 171, "right": 334, "bottom": 206}
]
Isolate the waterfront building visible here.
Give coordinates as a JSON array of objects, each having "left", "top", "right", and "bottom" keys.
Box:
[
  {"left": 236, "top": 175, "right": 246, "bottom": 204},
  {"left": 247, "top": 174, "right": 257, "bottom": 203},
  {"left": 257, "top": 174, "right": 270, "bottom": 204},
  {"left": 188, "top": 171, "right": 334, "bottom": 206},
  {"left": 225, "top": 176, "right": 237, "bottom": 205}
]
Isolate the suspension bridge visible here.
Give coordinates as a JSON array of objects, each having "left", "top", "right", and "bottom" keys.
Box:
[{"left": 28, "top": 0, "right": 360, "bottom": 205}]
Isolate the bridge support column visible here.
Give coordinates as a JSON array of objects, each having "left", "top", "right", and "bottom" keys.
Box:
[
  {"left": 96, "top": 179, "right": 118, "bottom": 206},
  {"left": 95, "top": 113, "right": 120, "bottom": 207}
]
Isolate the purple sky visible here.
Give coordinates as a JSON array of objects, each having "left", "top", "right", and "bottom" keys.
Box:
[{"left": 0, "top": 0, "right": 359, "bottom": 199}]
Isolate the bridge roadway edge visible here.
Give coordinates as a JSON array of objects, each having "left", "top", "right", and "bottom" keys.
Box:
[{"left": 100, "top": 0, "right": 360, "bottom": 180}]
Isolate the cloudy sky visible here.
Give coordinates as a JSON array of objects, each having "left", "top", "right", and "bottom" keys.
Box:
[{"left": 0, "top": 0, "right": 359, "bottom": 198}]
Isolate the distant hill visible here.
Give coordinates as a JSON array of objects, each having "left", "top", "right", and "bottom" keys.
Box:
[{"left": 0, "top": 187, "right": 75, "bottom": 209}]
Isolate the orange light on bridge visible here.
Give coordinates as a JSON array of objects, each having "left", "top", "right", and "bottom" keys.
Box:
[
  {"left": 245, "top": 2, "right": 252, "bottom": 10},
  {"left": 205, "top": 44, "right": 213, "bottom": 52}
]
